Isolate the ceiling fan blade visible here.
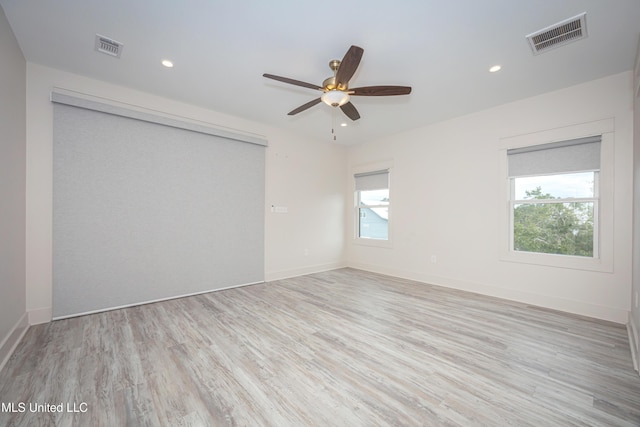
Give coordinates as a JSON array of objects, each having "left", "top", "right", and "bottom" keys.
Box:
[
  {"left": 288, "top": 98, "right": 322, "bottom": 115},
  {"left": 350, "top": 86, "right": 412, "bottom": 96},
  {"left": 340, "top": 102, "right": 361, "bottom": 121},
  {"left": 263, "top": 74, "right": 322, "bottom": 91},
  {"left": 335, "top": 45, "right": 364, "bottom": 88}
]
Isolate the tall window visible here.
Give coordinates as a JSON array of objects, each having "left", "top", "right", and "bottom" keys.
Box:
[
  {"left": 507, "top": 136, "right": 601, "bottom": 258},
  {"left": 354, "top": 169, "right": 389, "bottom": 240}
]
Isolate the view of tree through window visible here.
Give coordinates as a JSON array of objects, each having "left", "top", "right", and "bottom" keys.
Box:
[{"left": 512, "top": 172, "right": 596, "bottom": 257}]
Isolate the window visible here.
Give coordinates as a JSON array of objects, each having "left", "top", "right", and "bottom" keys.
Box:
[
  {"left": 507, "top": 136, "right": 601, "bottom": 258},
  {"left": 354, "top": 169, "right": 390, "bottom": 241}
]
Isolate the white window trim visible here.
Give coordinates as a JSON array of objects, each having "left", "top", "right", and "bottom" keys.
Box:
[
  {"left": 498, "top": 119, "right": 614, "bottom": 272},
  {"left": 352, "top": 161, "right": 394, "bottom": 248}
]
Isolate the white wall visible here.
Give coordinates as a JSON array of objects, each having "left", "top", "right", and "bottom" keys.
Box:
[
  {"left": 265, "top": 127, "right": 347, "bottom": 281},
  {"left": 25, "top": 63, "right": 346, "bottom": 323},
  {"left": 347, "top": 72, "right": 634, "bottom": 324},
  {"left": 19, "top": 61, "right": 636, "bottom": 328},
  {"left": 631, "top": 40, "right": 640, "bottom": 369},
  {"left": 0, "top": 5, "right": 28, "bottom": 368}
]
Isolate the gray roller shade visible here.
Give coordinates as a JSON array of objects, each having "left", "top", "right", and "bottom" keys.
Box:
[
  {"left": 507, "top": 136, "right": 601, "bottom": 177},
  {"left": 52, "top": 95, "right": 266, "bottom": 318},
  {"left": 51, "top": 90, "right": 267, "bottom": 146},
  {"left": 355, "top": 169, "right": 389, "bottom": 191}
]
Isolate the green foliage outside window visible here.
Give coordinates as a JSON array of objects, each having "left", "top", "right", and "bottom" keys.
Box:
[{"left": 513, "top": 187, "right": 594, "bottom": 257}]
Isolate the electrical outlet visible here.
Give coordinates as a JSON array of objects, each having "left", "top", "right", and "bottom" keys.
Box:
[
  {"left": 636, "top": 292, "right": 639, "bottom": 308},
  {"left": 430, "top": 255, "right": 437, "bottom": 263},
  {"left": 271, "top": 205, "right": 288, "bottom": 213}
]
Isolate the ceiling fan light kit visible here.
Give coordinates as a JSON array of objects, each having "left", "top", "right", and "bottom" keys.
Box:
[
  {"left": 321, "top": 90, "right": 350, "bottom": 107},
  {"left": 263, "top": 45, "right": 411, "bottom": 122}
]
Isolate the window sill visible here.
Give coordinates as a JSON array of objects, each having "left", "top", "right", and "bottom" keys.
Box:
[
  {"left": 353, "top": 237, "right": 393, "bottom": 249},
  {"left": 500, "top": 250, "right": 612, "bottom": 273}
]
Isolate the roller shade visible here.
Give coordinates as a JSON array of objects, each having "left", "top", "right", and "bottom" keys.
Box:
[
  {"left": 52, "top": 95, "right": 265, "bottom": 318},
  {"left": 354, "top": 169, "right": 389, "bottom": 191},
  {"left": 507, "top": 135, "right": 601, "bottom": 177},
  {"left": 51, "top": 90, "right": 268, "bottom": 146}
]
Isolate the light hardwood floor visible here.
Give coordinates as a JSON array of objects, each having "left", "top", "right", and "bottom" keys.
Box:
[{"left": 1, "top": 268, "right": 639, "bottom": 426}]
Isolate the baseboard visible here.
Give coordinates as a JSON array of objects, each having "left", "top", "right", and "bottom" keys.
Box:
[
  {"left": 31, "top": 263, "right": 347, "bottom": 321},
  {"left": 0, "top": 312, "right": 29, "bottom": 373},
  {"left": 52, "top": 279, "right": 266, "bottom": 320},
  {"left": 348, "top": 261, "right": 629, "bottom": 324},
  {"left": 628, "top": 313, "right": 639, "bottom": 374},
  {"left": 265, "top": 261, "right": 347, "bottom": 282}
]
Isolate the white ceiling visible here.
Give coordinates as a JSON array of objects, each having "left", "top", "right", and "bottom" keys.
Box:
[{"left": 2, "top": 0, "right": 639, "bottom": 145}]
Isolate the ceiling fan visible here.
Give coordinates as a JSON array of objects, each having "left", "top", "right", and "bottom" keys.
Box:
[{"left": 263, "top": 45, "right": 411, "bottom": 121}]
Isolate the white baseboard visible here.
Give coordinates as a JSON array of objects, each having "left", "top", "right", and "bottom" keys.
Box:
[
  {"left": 28, "top": 262, "right": 348, "bottom": 321},
  {"left": 628, "top": 313, "right": 639, "bottom": 374},
  {"left": 265, "top": 261, "right": 347, "bottom": 282},
  {"left": 0, "top": 312, "right": 29, "bottom": 373},
  {"left": 52, "top": 280, "right": 266, "bottom": 320},
  {"left": 348, "top": 261, "right": 629, "bottom": 324}
]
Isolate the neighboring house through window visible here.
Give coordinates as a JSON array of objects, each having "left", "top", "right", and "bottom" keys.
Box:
[{"left": 354, "top": 169, "right": 390, "bottom": 241}]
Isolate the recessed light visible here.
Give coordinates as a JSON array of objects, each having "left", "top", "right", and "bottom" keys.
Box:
[
  {"left": 340, "top": 123, "right": 347, "bottom": 127},
  {"left": 489, "top": 65, "right": 501, "bottom": 73},
  {"left": 161, "top": 59, "right": 174, "bottom": 68}
]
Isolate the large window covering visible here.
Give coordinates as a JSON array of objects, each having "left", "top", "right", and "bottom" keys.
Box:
[{"left": 52, "top": 92, "right": 266, "bottom": 318}]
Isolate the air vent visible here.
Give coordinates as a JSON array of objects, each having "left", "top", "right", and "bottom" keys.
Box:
[
  {"left": 526, "top": 12, "right": 587, "bottom": 55},
  {"left": 95, "top": 34, "right": 123, "bottom": 58}
]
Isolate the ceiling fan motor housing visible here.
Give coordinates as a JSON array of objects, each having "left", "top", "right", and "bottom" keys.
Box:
[{"left": 322, "top": 76, "right": 348, "bottom": 92}]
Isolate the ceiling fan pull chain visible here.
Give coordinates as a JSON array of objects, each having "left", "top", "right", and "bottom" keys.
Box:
[{"left": 332, "top": 109, "right": 337, "bottom": 141}]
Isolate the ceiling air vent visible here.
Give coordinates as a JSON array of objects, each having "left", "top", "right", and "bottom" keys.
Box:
[
  {"left": 526, "top": 12, "right": 587, "bottom": 55},
  {"left": 95, "top": 34, "right": 123, "bottom": 58}
]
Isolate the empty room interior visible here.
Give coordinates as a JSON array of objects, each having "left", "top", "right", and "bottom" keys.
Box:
[{"left": 2, "top": 0, "right": 640, "bottom": 425}]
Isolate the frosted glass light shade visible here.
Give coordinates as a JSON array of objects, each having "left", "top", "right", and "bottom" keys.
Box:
[{"left": 321, "top": 90, "right": 350, "bottom": 107}]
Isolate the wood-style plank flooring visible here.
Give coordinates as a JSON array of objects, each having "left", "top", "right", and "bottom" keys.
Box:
[{"left": 1, "top": 268, "right": 639, "bottom": 426}]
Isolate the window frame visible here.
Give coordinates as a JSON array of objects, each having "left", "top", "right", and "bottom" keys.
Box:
[
  {"left": 498, "top": 119, "right": 614, "bottom": 272},
  {"left": 352, "top": 163, "right": 393, "bottom": 248},
  {"left": 508, "top": 171, "right": 600, "bottom": 258}
]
